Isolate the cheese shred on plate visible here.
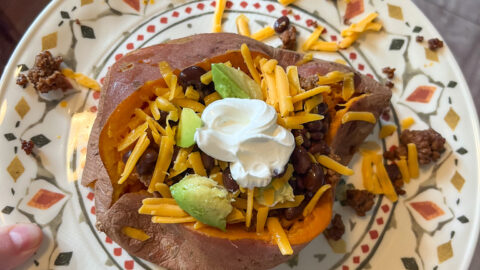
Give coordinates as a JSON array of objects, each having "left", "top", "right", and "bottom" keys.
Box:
[
  {"left": 251, "top": 26, "right": 276, "bottom": 41},
  {"left": 212, "top": 0, "right": 227, "bottom": 33},
  {"left": 62, "top": 68, "right": 101, "bottom": 91},
  {"left": 236, "top": 15, "right": 251, "bottom": 37},
  {"left": 407, "top": 143, "right": 420, "bottom": 178},
  {"left": 339, "top": 13, "right": 382, "bottom": 49}
]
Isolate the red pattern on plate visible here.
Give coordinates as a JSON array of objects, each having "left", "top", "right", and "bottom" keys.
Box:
[
  {"left": 87, "top": 192, "right": 95, "bottom": 200},
  {"left": 344, "top": 0, "right": 364, "bottom": 21},
  {"left": 331, "top": 35, "right": 337, "bottom": 41},
  {"left": 160, "top": 17, "right": 168, "bottom": 24},
  {"left": 358, "top": 64, "right": 364, "bottom": 71},
  {"left": 253, "top": 3, "right": 261, "bottom": 9},
  {"left": 381, "top": 204, "right": 390, "bottom": 213},
  {"left": 126, "top": 43, "right": 134, "bottom": 50},
  {"left": 407, "top": 86, "right": 436, "bottom": 103},
  {"left": 123, "top": 0, "right": 140, "bottom": 12},
  {"left": 125, "top": 260, "right": 134, "bottom": 270},
  {"left": 349, "top": 52, "right": 357, "bottom": 60},
  {"left": 361, "top": 244, "right": 369, "bottom": 253},
  {"left": 90, "top": 206, "right": 96, "bottom": 215},
  {"left": 240, "top": 1, "right": 248, "bottom": 8},
  {"left": 114, "top": 248, "right": 122, "bottom": 256},
  {"left": 172, "top": 11, "right": 179, "bottom": 17},
  {"left": 369, "top": 230, "right": 378, "bottom": 239},
  {"left": 185, "top": 7, "right": 192, "bottom": 13},
  {"left": 90, "top": 106, "right": 98, "bottom": 113},
  {"left": 376, "top": 217, "right": 384, "bottom": 225},
  {"left": 137, "top": 34, "right": 144, "bottom": 41},
  {"left": 197, "top": 3, "right": 205, "bottom": 10},
  {"left": 266, "top": 4, "right": 275, "bottom": 12},
  {"left": 27, "top": 189, "right": 65, "bottom": 209},
  {"left": 410, "top": 201, "right": 445, "bottom": 220},
  {"left": 353, "top": 256, "right": 360, "bottom": 264}
]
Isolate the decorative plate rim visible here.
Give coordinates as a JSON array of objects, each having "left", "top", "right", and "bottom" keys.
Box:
[{"left": 0, "top": 0, "right": 479, "bottom": 269}]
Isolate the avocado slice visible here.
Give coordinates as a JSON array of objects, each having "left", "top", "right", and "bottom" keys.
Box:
[
  {"left": 211, "top": 63, "right": 263, "bottom": 100},
  {"left": 170, "top": 175, "right": 233, "bottom": 230},
  {"left": 176, "top": 108, "right": 202, "bottom": 148}
]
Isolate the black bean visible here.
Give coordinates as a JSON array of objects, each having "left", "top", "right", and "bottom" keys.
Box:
[
  {"left": 274, "top": 16, "right": 290, "bottom": 33},
  {"left": 284, "top": 201, "right": 308, "bottom": 220},
  {"left": 222, "top": 167, "right": 239, "bottom": 192},
  {"left": 136, "top": 148, "right": 158, "bottom": 175},
  {"left": 289, "top": 178, "right": 303, "bottom": 195},
  {"left": 291, "top": 146, "right": 312, "bottom": 174},
  {"left": 309, "top": 141, "right": 330, "bottom": 155},
  {"left": 309, "top": 131, "right": 324, "bottom": 141},
  {"left": 122, "top": 150, "right": 132, "bottom": 164},
  {"left": 179, "top": 66, "right": 206, "bottom": 90},
  {"left": 302, "top": 164, "right": 325, "bottom": 192},
  {"left": 306, "top": 120, "right": 323, "bottom": 132},
  {"left": 317, "top": 103, "right": 329, "bottom": 115},
  {"left": 200, "top": 152, "right": 215, "bottom": 171}
]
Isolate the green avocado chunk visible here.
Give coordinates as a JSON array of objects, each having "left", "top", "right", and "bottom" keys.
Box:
[
  {"left": 211, "top": 63, "right": 263, "bottom": 100},
  {"left": 170, "top": 174, "right": 233, "bottom": 231},
  {"left": 176, "top": 108, "right": 202, "bottom": 148}
]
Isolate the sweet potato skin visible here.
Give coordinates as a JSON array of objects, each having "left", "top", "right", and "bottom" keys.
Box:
[{"left": 82, "top": 33, "right": 390, "bottom": 270}]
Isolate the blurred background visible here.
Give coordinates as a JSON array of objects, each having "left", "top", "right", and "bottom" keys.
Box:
[{"left": 0, "top": 0, "right": 479, "bottom": 269}]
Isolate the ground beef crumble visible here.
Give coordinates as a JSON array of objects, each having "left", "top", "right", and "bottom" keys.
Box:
[
  {"left": 279, "top": 25, "right": 297, "bottom": 51},
  {"left": 385, "top": 163, "right": 406, "bottom": 195},
  {"left": 299, "top": 75, "right": 319, "bottom": 90},
  {"left": 325, "top": 214, "right": 345, "bottom": 241},
  {"left": 345, "top": 189, "right": 375, "bottom": 216},
  {"left": 384, "top": 129, "right": 446, "bottom": 165},
  {"left": 26, "top": 51, "right": 71, "bottom": 93},
  {"left": 428, "top": 38, "right": 444, "bottom": 51},
  {"left": 382, "top": 67, "right": 396, "bottom": 79},
  {"left": 416, "top": 36, "right": 424, "bottom": 42},
  {"left": 21, "top": 140, "right": 34, "bottom": 155},
  {"left": 16, "top": 74, "right": 28, "bottom": 87}
]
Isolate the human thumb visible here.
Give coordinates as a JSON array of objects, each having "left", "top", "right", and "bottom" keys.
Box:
[{"left": 0, "top": 224, "right": 43, "bottom": 270}]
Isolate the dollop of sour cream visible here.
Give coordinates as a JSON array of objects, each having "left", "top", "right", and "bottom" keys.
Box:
[{"left": 194, "top": 98, "right": 295, "bottom": 189}]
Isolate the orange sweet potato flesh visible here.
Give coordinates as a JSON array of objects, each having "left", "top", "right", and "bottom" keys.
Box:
[{"left": 82, "top": 33, "right": 390, "bottom": 270}]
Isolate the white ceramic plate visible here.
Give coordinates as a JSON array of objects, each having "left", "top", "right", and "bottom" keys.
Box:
[{"left": 1, "top": 0, "right": 479, "bottom": 269}]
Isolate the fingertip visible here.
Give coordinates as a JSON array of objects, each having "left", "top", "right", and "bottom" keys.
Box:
[{"left": 8, "top": 223, "right": 43, "bottom": 253}]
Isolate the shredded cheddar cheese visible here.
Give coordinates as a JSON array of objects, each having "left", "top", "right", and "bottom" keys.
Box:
[
  {"left": 316, "top": 155, "right": 354, "bottom": 176},
  {"left": 263, "top": 188, "right": 275, "bottom": 206},
  {"left": 172, "top": 98, "right": 205, "bottom": 113},
  {"left": 147, "top": 118, "right": 162, "bottom": 145},
  {"left": 379, "top": 125, "right": 397, "bottom": 139},
  {"left": 200, "top": 71, "right": 213, "bottom": 85},
  {"left": 210, "top": 172, "right": 223, "bottom": 186},
  {"left": 118, "top": 132, "right": 150, "bottom": 184},
  {"left": 401, "top": 117, "right": 415, "bottom": 130},
  {"left": 310, "top": 41, "right": 339, "bottom": 52},
  {"left": 152, "top": 216, "right": 196, "bottom": 224},
  {"left": 185, "top": 86, "right": 200, "bottom": 101},
  {"left": 373, "top": 155, "right": 398, "bottom": 202},
  {"left": 118, "top": 122, "right": 148, "bottom": 151},
  {"left": 292, "top": 86, "right": 331, "bottom": 103},
  {"left": 148, "top": 136, "right": 174, "bottom": 192},
  {"left": 156, "top": 96, "right": 177, "bottom": 112},
  {"left": 194, "top": 221, "right": 207, "bottom": 229},
  {"left": 150, "top": 101, "right": 161, "bottom": 120},
  {"left": 303, "top": 184, "right": 331, "bottom": 217},
  {"left": 339, "top": 13, "right": 381, "bottom": 49},
  {"left": 154, "top": 183, "right": 172, "bottom": 198},
  {"left": 246, "top": 188, "right": 254, "bottom": 228},
  {"left": 236, "top": 15, "right": 251, "bottom": 37},
  {"left": 256, "top": 206, "right": 269, "bottom": 233},
  {"left": 267, "top": 217, "right": 293, "bottom": 255},
  {"left": 270, "top": 195, "right": 304, "bottom": 209},
  {"left": 361, "top": 152, "right": 375, "bottom": 192},
  {"left": 275, "top": 65, "right": 294, "bottom": 117},
  {"left": 212, "top": 0, "right": 226, "bottom": 32},
  {"left": 227, "top": 208, "right": 246, "bottom": 224},
  {"left": 342, "top": 73, "right": 355, "bottom": 100},
  {"left": 304, "top": 95, "right": 323, "bottom": 114},
  {"left": 251, "top": 26, "right": 276, "bottom": 41},
  {"left": 397, "top": 157, "right": 411, "bottom": 183},
  {"left": 278, "top": 0, "right": 296, "bottom": 6},
  {"left": 302, "top": 26, "right": 325, "bottom": 51},
  {"left": 317, "top": 71, "right": 345, "bottom": 85},
  {"left": 204, "top": 92, "right": 222, "bottom": 106},
  {"left": 341, "top": 13, "right": 378, "bottom": 36},
  {"left": 62, "top": 68, "right": 101, "bottom": 91},
  {"left": 240, "top": 44, "right": 261, "bottom": 84},
  {"left": 342, "top": 111, "right": 376, "bottom": 124},
  {"left": 122, "top": 227, "right": 150, "bottom": 241},
  {"left": 295, "top": 53, "right": 313, "bottom": 66},
  {"left": 282, "top": 114, "right": 324, "bottom": 129},
  {"left": 407, "top": 143, "right": 419, "bottom": 178},
  {"left": 188, "top": 152, "right": 207, "bottom": 176},
  {"left": 142, "top": 197, "right": 176, "bottom": 205},
  {"left": 139, "top": 204, "right": 188, "bottom": 217}
]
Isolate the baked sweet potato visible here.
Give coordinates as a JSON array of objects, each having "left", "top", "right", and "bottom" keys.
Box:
[{"left": 82, "top": 33, "right": 390, "bottom": 270}]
